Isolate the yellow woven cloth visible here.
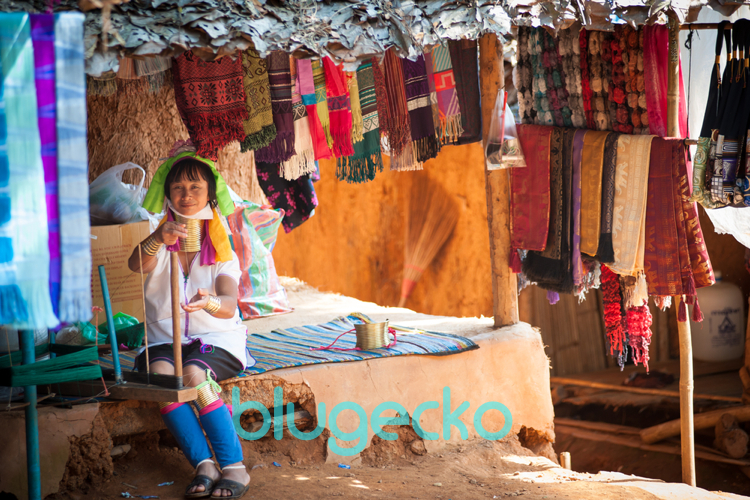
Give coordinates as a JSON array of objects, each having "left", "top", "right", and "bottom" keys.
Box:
[
  {"left": 240, "top": 49, "right": 276, "bottom": 152},
  {"left": 580, "top": 131, "right": 610, "bottom": 256},
  {"left": 348, "top": 71, "right": 364, "bottom": 144},
  {"left": 155, "top": 207, "right": 232, "bottom": 263}
]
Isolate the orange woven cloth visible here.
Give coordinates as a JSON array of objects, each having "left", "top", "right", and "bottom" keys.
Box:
[{"left": 580, "top": 131, "right": 610, "bottom": 256}]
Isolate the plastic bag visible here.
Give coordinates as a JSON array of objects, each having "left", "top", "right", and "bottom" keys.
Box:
[
  {"left": 98, "top": 312, "right": 139, "bottom": 335},
  {"left": 89, "top": 162, "right": 146, "bottom": 225},
  {"left": 485, "top": 89, "right": 526, "bottom": 170},
  {"left": 80, "top": 321, "right": 107, "bottom": 344}
]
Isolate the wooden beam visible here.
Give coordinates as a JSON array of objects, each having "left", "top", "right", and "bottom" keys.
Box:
[
  {"left": 108, "top": 383, "right": 197, "bottom": 402},
  {"left": 640, "top": 405, "right": 750, "bottom": 444},
  {"left": 479, "top": 33, "right": 519, "bottom": 328}
]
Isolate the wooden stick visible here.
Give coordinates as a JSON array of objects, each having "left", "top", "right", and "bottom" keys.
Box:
[
  {"left": 170, "top": 252, "right": 183, "bottom": 383},
  {"left": 550, "top": 376, "right": 742, "bottom": 402},
  {"left": 641, "top": 405, "right": 750, "bottom": 444},
  {"left": 679, "top": 23, "right": 733, "bottom": 30},
  {"left": 479, "top": 33, "right": 519, "bottom": 328}
]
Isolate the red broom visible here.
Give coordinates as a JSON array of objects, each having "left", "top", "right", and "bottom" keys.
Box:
[{"left": 398, "top": 176, "right": 459, "bottom": 308}]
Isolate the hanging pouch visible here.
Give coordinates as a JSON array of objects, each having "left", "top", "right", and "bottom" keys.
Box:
[
  {"left": 485, "top": 89, "right": 526, "bottom": 170},
  {"left": 89, "top": 162, "right": 146, "bottom": 225}
]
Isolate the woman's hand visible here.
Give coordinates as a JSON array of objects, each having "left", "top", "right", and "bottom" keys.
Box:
[
  {"left": 155, "top": 221, "right": 188, "bottom": 246},
  {"left": 182, "top": 288, "right": 211, "bottom": 313}
]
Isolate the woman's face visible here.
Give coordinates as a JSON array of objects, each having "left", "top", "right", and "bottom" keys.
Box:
[{"left": 169, "top": 174, "right": 209, "bottom": 216}]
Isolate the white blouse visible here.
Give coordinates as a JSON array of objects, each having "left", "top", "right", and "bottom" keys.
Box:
[{"left": 140, "top": 245, "right": 253, "bottom": 370}]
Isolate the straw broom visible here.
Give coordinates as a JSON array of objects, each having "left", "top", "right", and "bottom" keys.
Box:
[{"left": 398, "top": 177, "right": 459, "bottom": 308}]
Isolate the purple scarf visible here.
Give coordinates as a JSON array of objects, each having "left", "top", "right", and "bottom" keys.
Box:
[
  {"left": 255, "top": 52, "right": 295, "bottom": 163},
  {"left": 402, "top": 55, "right": 439, "bottom": 162},
  {"left": 30, "top": 14, "right": 60, "bottom": 316},
  {"left": 572, "top": 129, "right": 585, "bottom": 285}
]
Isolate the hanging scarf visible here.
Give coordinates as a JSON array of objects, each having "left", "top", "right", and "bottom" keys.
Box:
[
  {"left": 312, "top": 60, "right": 334, "bottom": 149},
  {"left": 448, "top": 39, "right": 481, "bottom": 144},
  {"left": 347, "top": 70, "right": 364, "bottom": 144},
  {"left": 297, "top": 59, "right": 331, "bottom": 161},
  {"left": 55, "top": 12, "right": 91, "bottom": 324},
  {"left": 281, "top": 57, "right": 316, "bottom": 180},
  {"left": 626, "top": 303, "right": 653, "bottom": 370},
  {"left": 529, "top": 29, "right": 553, "bottom": 126},
  {"left": 644, "top": 24, "right": 689, "bottom": 138},
  {"left": 431, "top": 44, "right": 464, "bottom": 142},
  {"left": 559, "top": 24, "right": 585, "bottom": 129},
  {"left": 580, "top": 131, "right": 609, "bottom": 257},
  {"left": 256, "top": 161, "right": 318, "bottom": 233},
  {"left": 322, "top": 57, "right": 355, "bottom": 158},
  {"left": 422, "top": 52, "right": 443, "bottom": 144},
  {"left": 522, "top": 128, "right": 575, "bottom": 294},
  {"left": 402, "top": 54, "right": 439, "bottom": 163},
  {"left": 337, "top": 60, "right": 383, "bottom": 183},
  {"left": 382, "top": 49, "right": 411, "bottom": 159},
  {"left": 515, "top": 27, "right": 535, "bottom": 125},
  {"left": 372, "top": 57, "right": 391, "bottom": 145},
  {"left": 1, "top": 13, "right": 58, "bottom": 328},
  {"left": 626, "top": 28, "right": 649, "bottom": 135},
  {"left": 609, "top": 27, "right": 633, "bottom": 135},
  {"left": 609, "top": 134, "right": 655, "bottom": 306},
  {"left": 596, "top": 133, "right": 620, "bottom": 263},
  {"left": 511, "top": 125, "right": 552, "bottom": 252},
  {"left": 571, "top": 130, "right": 585, "bottom": 285},
  {"left": 542, "top": 29, "right": 572, "bottom": 127},
  {"left": 588, "top": 31, "right": 611, "bottom": 131},
  {"left": 579, "top": 29, "right": 596, "bottom": 130},
  {"left": 601, "top": 265, "right": 628, "bottom": 368},
  {"left": 30, "top": 14, "right": 60, "bottom": 317},
  {"left": 240, "top": 49, "right": 276, "bottom": 153},
  {"left": 255, "top": 51, "right": 295, "bottom": 164},
  {"left": 172, "top": 50, "right": 248, "bottom": 159}
]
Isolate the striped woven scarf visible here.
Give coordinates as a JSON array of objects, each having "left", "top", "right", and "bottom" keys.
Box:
[
  {"left": 337, "top": 61, "right": 383, "bottom": 183},
  {"left": 347, "top": 70, "right": 364, "bottom": 144},
  {"left": 430, "top": 45, "right": 463, "bottom": 144},
  {"left": 449, "top": 39, "right": 481, "bottom": 144},
  {"left": 281, "top": 57, "right": 315, "bottom": 180},
  {"left": 382, "top": 49, "right": 411, "bottom": 158},
  {"left": 423, "top": 53, "right": 443, "bottom": 146},
  {"left": 402, "top": 55, "right": 439, "bottom": 163},
  {"left": 312, "top": 60, "right": 333, "bottom": 149},
  {"left": 256, "top": 51, "right": 295, "bottom": 163},
  {"left": 323, "top": 57, "right": 354, "bottom": 157},
  {"left": 297, "top": 59, "right": 331, "bottom": 161},
  {"left": 240, "top": 49, "right": 276, "bottom": 152}
]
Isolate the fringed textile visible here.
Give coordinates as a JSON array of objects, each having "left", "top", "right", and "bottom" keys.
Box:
[
  {"left": 609, "top": 27, "right": 633, "bottom": 134},
  {"left": 571, "top": 130, "right": 585, "bottom": 285},
  {"left": 30, "top": 14, "right": 60, "bottom": 317},
  {"left": 644, "top": 24, "right": 689, "bottom": 138},
  {"left": 312, "top": 60, "right": 334, "bottom": 149},
  {"left": 595, "top": 133, "right": 619, "bottom": 263},
  {"left": 256, "top": 160, "right": 318, "bottom": 233},
  {"left": 511, "top": 125, "right": 552, "bottom": 252},
  {"left": 431, "top": 44, "right": 464, "bottom": 142},
  {"left": 580, "top": 131, "right": 609, "bottom": 257},
  {"left": 297, "top": 59, "right": 331, "bottom": 161},
  {"left": 322, "top": 57, "right": 355, "bottom": 158},
  {"left": 402, "top": 55, "right": 439, "bottom": 163},
  {"left": 529, "top": 29, "right": 553, "bottom": 126},
  {"left": 372, "top": 57, "right": 391, "bottom": 146},
  {"left": 626, "top": 302, "right": 652, "bottom": 370},
  {"left": 588, "top": 31, "right": 611, "bottom": 131},
  {"left": 515, "top": 27, "right": 535, "bottom": 125},
  {"left": 337, "top": 61, "right": 383, "bottom": 183},
  {"left": 559, "top": 24, "right": 585, "bottom": 128},
  {"left": 579, "top": 29, "right": 596, "bottom": 129},
  {"left": 382, "top": 50, "right": 411, "bottom": 159},
  {"left": 541, "top": 29, "right": 572, "bottom": 127},
  {"left": 172, "top": 50, "right": 248, "bottom": 159},
  {"left": 281, "top": 57, "right": 316, "bottom": 180},
  {"left": 255, "top": 51, "right": 295, "bottom": 164},
  {"left": 422, "top": 53, "right": 443, "bottom": 145},
  {"left": 347, "top": 70, "right": 364, "bottom": 144},
  {"left": 601, "top": 265, "right": 627, "bottom": 368},
  {"left": 240, "top": 49, "right": 276, "bottom": 153},
  {"left": 448, "top": 39, "right": 481, "bottom": 144},
  {"left": 627, "top": 28, "right": 648, "bottom": 134}
]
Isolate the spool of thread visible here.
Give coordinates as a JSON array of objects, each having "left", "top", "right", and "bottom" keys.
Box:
[{"left": 175, "top": 215, "right": 203, "bottom": 252}]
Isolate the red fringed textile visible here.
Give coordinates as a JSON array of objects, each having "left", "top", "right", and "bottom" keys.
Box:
[
  {"left": 323, "top": 57, "right": 355, "bottom": 157},
  {"left": 579, "top": 30, "right": 596, "bottom": 130},
  {"left": 601, "top": 265, "right": 627, "bottom": 366},
  {"left": 382, "top": 50, "right": 412, "bottom": 157},
  {"left": 172, "top": 50, "right": 248, "bottom": 159},
  {"left": 609, "top": 27, "right": 634, "bottom": 135},
  {"left": 626, "top": 303, "right": 652, "bottom": 371},
  {"left": 372, "top": 58, "right": 391, "bottom": 145}
]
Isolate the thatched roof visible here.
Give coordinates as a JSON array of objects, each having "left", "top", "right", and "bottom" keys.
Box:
[{"left": 0, "top": 0, "right": 745, "bottom": 76}]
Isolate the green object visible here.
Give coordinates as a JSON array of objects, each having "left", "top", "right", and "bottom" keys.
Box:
[
  {"left": 0, "top": 344, "right": 49, "bottom": 369},
  {"left": 0, "top": 345, "right": 102, "bottom": 387},
  {"left": 81, "top": 321, "right": 107, "bottom": 345},
  {"left": 97, "top": 312, "right": 138, "bottom": 336},
  {"left": 115, "top": 322, "right": 146, "bottom": 350}
]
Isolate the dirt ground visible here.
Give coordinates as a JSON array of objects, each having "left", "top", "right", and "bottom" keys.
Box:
[{"left": 47, "top": 430, "right": 747, "bottom": 500}]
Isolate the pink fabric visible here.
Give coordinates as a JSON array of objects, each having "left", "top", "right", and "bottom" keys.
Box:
[
  {"left": 644, "top": 25, "right": 689, "bottom": 139},
  {"left": 199, "top": 399, "right": 225, "bottom": 416},
  {"left": 160, "top": 402, "right": 184, "bottom": 415}
]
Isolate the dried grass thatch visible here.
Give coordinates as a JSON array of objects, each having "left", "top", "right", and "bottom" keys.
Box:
[{"left": 87, "top": 84, "right": 265, "bottom": 204}]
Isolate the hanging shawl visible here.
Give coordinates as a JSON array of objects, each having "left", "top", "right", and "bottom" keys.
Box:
[
  {"left": 30, "top": 14, "right": 60, "bottom": 317},
  {"left": 643, "top": 24, "right": 689, "bottom": 138},
  {"left": 588, "top": 31, "right": 611, "bottom": 131},
  {"left": 256, "top": 160, "right": 318, "bottom": 233},
  {"left": 627, "top": 28, "right": 649, "bottom": 135},
  {"left": 312, "top": 60, "right": 334, "bottom": 149},
  {"left": 559, "top": 24, "right": 585, "bottom": 129},
  {"left": 337, "top": 60, "right": 383, "bottom": 183},
  {"left": 579, "top": 29, "right": 596, "bottom": 130},
  {"left": 645, "top": 138, "right": 715, "bottom": 320},
  {"left": 382, "top": 49, "right": 411, "bottom": 158},
  {"left": 0, "top": 13, "right": 58, "bottom": 328},
  {"left": 515, "top": 27, "right": 535, "bottom": 125},
  {"left": 402, "top": 55, "right": 439, "bottom": 163},
  {"left": 571, "top": 130, "right": 585, "bottom": 285},
  {"left": 522, "top": 128, "right": 575, "bottom": 294},
  {"left": 423, "top": 52, "right": 443, "bottom": 143},
  {"left": 511, "top": 125, "right": 552, "bottom": 252},
  {"left": 281, "top": 56, "right": 315, "bottom": 180},
  {"left": 541, "top": 29, "right": 572, "bottom": 127},
  {"left": 601, "top": 265, "right": 628, "bottom": 367},
  {"left": 529, "top": 29, "right": 552, "bottom": 126},
  {"left": 255, "top": 52, "right": 295, "bottom": 163},
  {"left": 449, "top": 39, "right": 481, "bottom": 144},
  {"left": 431, "top": 44, "right": 464, "bottom": 142},
  {"left": 240, "top": 49, "right": 276, "bottom": 153},
  {"left": 347, "top": 70, "right": 364, "bottom": 144},
  {"left": 55, "top": 13, "right": 91, "bottom": 324},
  {"left": 322, "top": 57, "right": 355, "bottom": 158},
  {"left": 595, "top": 133, "right": 620, "bottom": 263},
  {"left": 626, "top": 303, "right": 653, "bottom": 370},
  {"left": 297, "top": 59, "right": 331, "bottom": 161},
  {"left": 172, "top": 50, "right": 248, "bottom": 159},
  {"left": 609, "top": 134, "right": 655, "bottom": 307},
  {"left": 609, "top": 26, "right": 633, "bottom": 135},
  {"left": 372, "top": 57, "right": 391, "bottom": 145},
  {"left": 580, "top": 131, "right": 609, "bottom": 257}
]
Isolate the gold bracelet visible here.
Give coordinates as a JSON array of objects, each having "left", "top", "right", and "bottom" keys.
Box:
[
  {"left": 203, "top": 295, "right": 222, "bottom": 314},
  {"left": 141, "top": 234, "right": 162, "bottom": 256}
]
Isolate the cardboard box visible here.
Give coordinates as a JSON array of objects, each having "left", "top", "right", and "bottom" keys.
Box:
[{"left": 90, "top": 221, "right": 151, "bottom": 323}]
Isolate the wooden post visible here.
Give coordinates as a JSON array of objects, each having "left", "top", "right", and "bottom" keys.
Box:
[
  {"left": 479, "top": 33, "right": 519, "bottom": 328},
  {"left": 667, "top": 14, "right": 696, "bottom": 487},
  {"left": 170, "top": 252, "right": 183, "bottom": 385}
]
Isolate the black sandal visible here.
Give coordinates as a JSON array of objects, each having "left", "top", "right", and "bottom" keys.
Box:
[
  {"left": 210, "top": 478, "right": 250, "bottom": 499},
  {"left": 185, "top": 474, "right": 216, "bottom": 499}
]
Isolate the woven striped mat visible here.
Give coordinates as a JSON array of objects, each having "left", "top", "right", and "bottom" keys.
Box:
[{"left": 99, "top": 314, "right": 479, "bottom": 377}]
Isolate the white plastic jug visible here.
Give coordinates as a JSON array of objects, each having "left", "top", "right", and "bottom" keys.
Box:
[{"left": 690, "top": 271, "right": 746, "bottom": 362}]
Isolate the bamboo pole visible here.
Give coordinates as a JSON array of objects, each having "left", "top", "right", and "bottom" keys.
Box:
[
  {"left": 479, "top": 33, "right": 519, "bottom": 328},
  {"left": 641, "top": 406, "right": 750, "bottom": 444},
  {"left": 170, "top": 252, "right": 183, "bottom": 385},
  {"left": 667, "top": 13, "right": 696, "bottom": 487},
  {"left": 550, "top": 376, "right": 741, "bottom": 403}
]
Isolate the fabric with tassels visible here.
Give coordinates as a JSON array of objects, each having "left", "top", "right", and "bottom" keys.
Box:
[
  {"left": 402, "top": 55, "right": 439, "bottom": 163},
  {"left": 172, "top": 50, "right": 249, "bottom": 159},
  {"left": 430, "top": 45, "right": 463, "bottom": 143},
  {"left": 281, "top": 57, "right": 316, "bottom": 180},
  {"left": 382, "top": 50, "right": 411, "bottom": 160},
  {"left": 297, "top": 59, "right": 331, "bottom": 161},
  {"left": 322, "top": 57, "right": 354, "bottom": 158},
  {"left": 312, "top": 60, "right": 333, "bottom": 149},
  {"left": 347, "top": 70, "right": 364, "bottom": 145},
  {"left": 448, "top": 39, "right": 481, "bottom": 144},
  {"left": 239, "top": 48, "right": 276, "bottom": 153},
  {"left": 422, "top": 53, "right": 443, "bottom": 145},
  {"left": 255, "top": 51, "right": 295, "bottom": 164},
  {"left": 595, "top": 133, "right": 619, "bottom": 263},
  {"left": 601, "top": 265, "right": 628, "bottom": 367}
]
